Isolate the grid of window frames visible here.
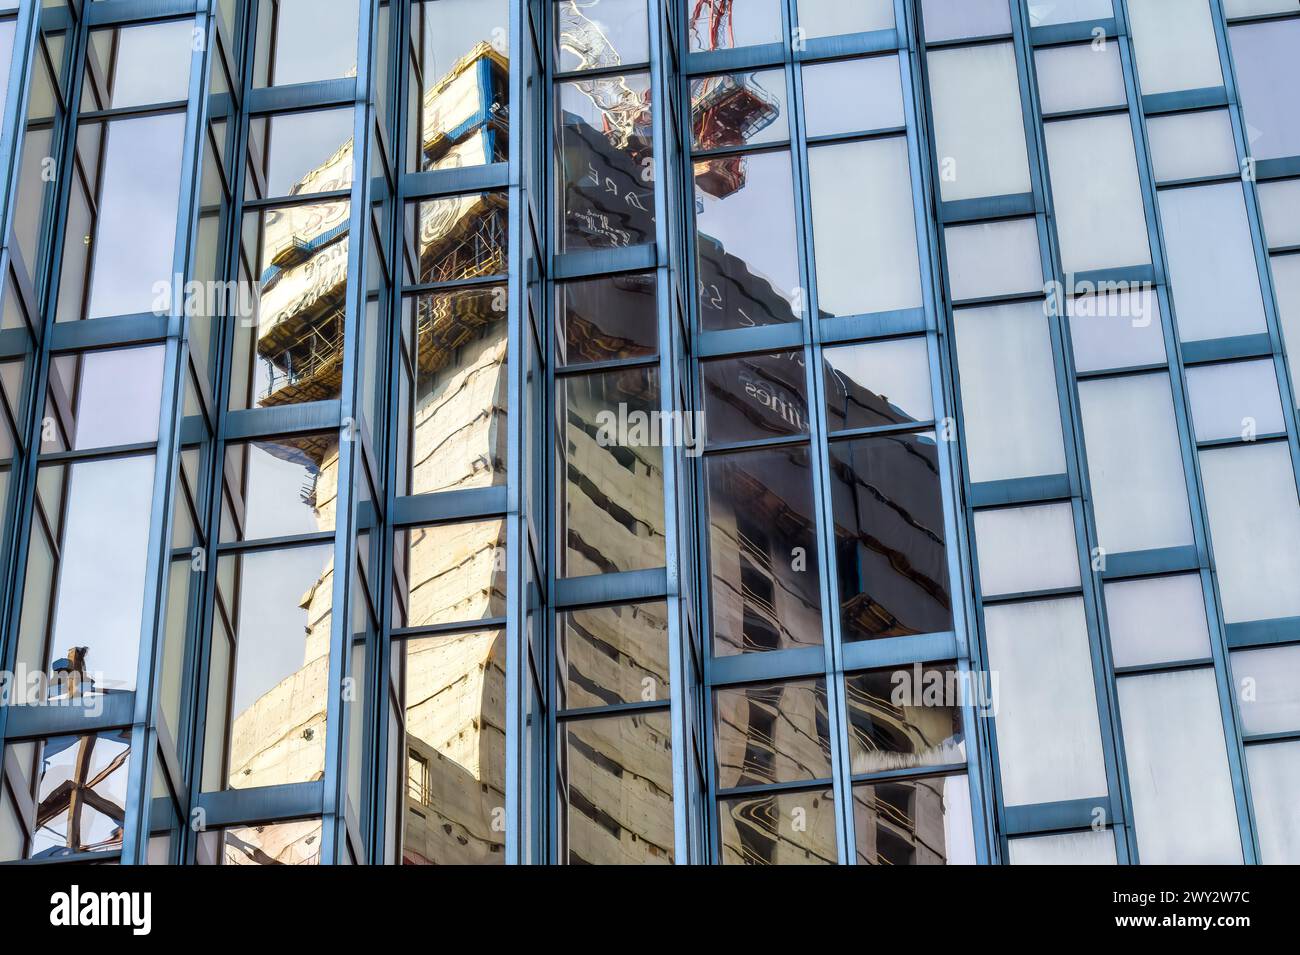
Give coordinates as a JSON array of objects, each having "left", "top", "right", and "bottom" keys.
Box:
[{"left": 0, "top": 0, "right": 1298, "bottom": 866}]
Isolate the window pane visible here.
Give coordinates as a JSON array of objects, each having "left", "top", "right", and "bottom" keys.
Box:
[
  {"left": 212, "top": 820, "right": 322, "bottom": 865},
  {"left": 1044, "top": 114, "right": 1151, "bottom": 274},
  {"left": 556, "top": 73, "right": 655, "bottom": 251},
  {"left": 796, "top": 0, "right": 894, "bottom": 37},
  {"left": 719, "top": 788, "right": 837, "bottom": 864},
  {"left": 1127, "top": 0, "right": 1223, "bottom": 95},
  {"left": 944, "top": 217, "right": 1042, "bottom": 301},
  {"left": 558, "top": 601, "right": 669, "bottom": 709},
  {"left": 695, "top": 150, "right": 799, "bottom": 330},
  {"left": 1067, "top": 288, "right": 1165, "bottom": 372},
  {"left": 219, "top": 544, "right": 333, "bottom": 790},
  {"left": 1274, "top": 254, "right": 1300, "bottom": 380},
  {"left": 702, "top": 350, "right": 809, "bottom": 445},
  {"left": 251, "top": 109, "right": 355, "bottom": 199},
  {"left": 1229, "top": 20, "right": 1300, "bottom": 162},
  {"left": 1147, "top": 109, "right": 1239, "bottom": 182},
  {"left": 222, "top": 435, "right": 339, "bottom": 542},
  {"left": 559, "top": 366, "right": 666, "bottom": 577},
  {"left": 46, "top": 346, "right": 164, "bottom": 450},
  {"left": 802, "top": 56, "right": 903, "bottom": 137},
  {"left": 255, "top": 0, "right": 359, "bottom": 86},
  {"left": 558, "top": 712, "right": 674, "bottom": 864},
  {"left": 1187, "top": 360, "right": 1285, "bottom": 442},
  {"left": 1158, "top": 183, "right": 1268, "bottom": 342},
  {"left": 823, "top": 337, "right": 934, "bottom": 432},
  {"left": 1105, "top": 574, "right": 1211, "bottom": 668},
  {"left": 1224, "top": 0, "right": 1300, "bottom": 14},
  {"left": 1201, "top": 442, "right": 1300, "bottom": 623},
  {"left": 1078, "top": 373, "right": 1193, "bottom": 554},
  {"left": 88, "top": 20, "right": 194, "bottom": 110},
  {"left": 554, "top": 0, "right": 648, "bottom": 71},
  {"left": 922, "top": 0, "right": 1011, "bottom": 42},
  {"left": 845, "top": 665, "right": 964, "bottom": 773},
  {"left": 402, "top": 630, "right": 505, "bottom": 864},
  {"left": 690, "top": 69, "right": 787, "bottom": 149},
  {"left": 954, "top": 302, "right": 1067, "bottom": 483},
  {"left": 688, "top": 0, "right": 783, "bottom": 52},
  {"left": 1232, "top": 645, "right": 1300, "bottom": 736},
  {"left": 1008, "top": 829, "right": 1117, "bottom": 864},
  {"left": 808, "top": 137, "right": 921, "bottom": 316},
  {"left": 973, "top": 503, "right": 1080, "bottom": 596},
  {"left": 1027, "top": 0, "right": 1114, "bottom": 24},
  {"left": 984, "top": 597, "right": 1108, "bottom": 805},
  {"left": 1246, "top": 741, "right": 1300, "bottom": 864},
  {"left": 26, "top": 732, "right": 132, "bottom": 858},
  {"left": 714, "top": 679, "right": 832, "bottom": 787},
  {"left": 77, "top": 115, "right": 185, "bottom": 320},
  {"left": 411, "top": 0, "right": 509, "bottom": 171},
  {"left": 557, "top": 272, "right": 657, "bottom": 366},
  {"left": 853, "top": 774, "right": 974, "bottom": 865},
  {"left": 1118, "top": 668, "right": 1242, "bottom": 863},
  {"left": 39, "top": 455, "right": 156, "bottom": 693},
  {"left": 830, "top": 433, "right": 953, "bottom": 640},
  {"left": 707, "top": 446, "right": 823, "bottom": 654},
  {"left": 412, "top": 191, "right": 508, "bottom": 283},
  {"left": 1035, "top": 42, "right": 1125, "bottom": 114},
  {"left": 401, "top": 520, "right": 506, "bottom": 627},
  {"left": 927, "top": 43, "right": 1031, "bottom": 202},
  {"left": 1258, "top": 178, "right": 1300, "bottom": 249}
]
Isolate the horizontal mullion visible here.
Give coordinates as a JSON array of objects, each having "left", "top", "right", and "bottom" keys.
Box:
[
  {"left": 703, "top": 432, "right": 809, "bottom": 456},
  {"left": 391, "top": 616, "right": 508, "bottom": 641},
  {"left": 223, "top": 400, "right": 341, "bottom": 440},
  {"left": 556, "top": 700, "right": 671, "bottom": 721},
  {"left": 554, "top": 354, "right": 660, "bottom": 377},
  {"left": 3, "top": 692, "right": 136, "bottom": 739},
  {"left": 552, "top": 567, "right": 668, "bottom": 609},
  {"left": 827, "top": 420, "right": 937, "bottom": 442},
  {"left": 840, "top": 631, "right": 959, "bottom": 672},
  {"left": 392, "top": 485, "right": 507, "bottom": 527},
  {"left": 848, "top": 762, "right": 968, "bottom": 787},
  {"left": 707, "top": 645, "right": 826, "bottom": 687},
  {"left": 247, "top": 78, "right": 358, "bottom": 115},
  {"left": 402, "top": 162, "right": 509, "bottom": 200},
  {"left": 195, "top": 781, "right": 324, "bottom": 829},
  {"left": 715, "top": 777, "right": 835, "bottom": 799},
  {"left": 215, "top": 531, "right": 335, "bottom": 555},
  {"left": 86, "top": 0, "right": 203, "bottom": 27}
]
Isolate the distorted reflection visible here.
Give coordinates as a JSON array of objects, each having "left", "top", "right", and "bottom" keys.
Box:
[
  {"left": 707, "top": 445, "right": 822, "bottom": 654},
  {"left": 558, "top": 711, "right": 674, "bottom": 864},
  {"left": 559, "top": 366, "right": 666, "bottom": 576},
  {"left": 13, "top": 731, "right": 133, "bottom": 859},
  {"left": 823, "top": 338, "right": 934, "bottom": 432},
  {"left": 558, "top": 601, "right": 670, "bottom": 709},
  {"left": 853, "top": 774, "right": 975, "bottom": 865},
  {"left": 689, "top": 0, "right": 784, "bottom": 52},
  {"left": 401, "top": 630, "right": 506, "bottom": 864},
  {"left": 557, "top": 271, "right": 657, "bottom": 366},
  {"left": 702, "top": 349, "right": 809, "bottom": 445},
  {"left": 400, "top": 520, "right": 507, "bottom": 627},
  {"left": 199, "top": 820, "right": 322, "bottom": 865},
  {"left": 829, "top": 432, "right": 952, "bottom": 640},
  {"left": 719, "top": 788, "right": 837, "bottom": 864},
  {"left": 714, "top": 678, "right": 832, "bottom": 788},
  {"left": 844, "top": 665, "right": 965, "bottom": 773}
]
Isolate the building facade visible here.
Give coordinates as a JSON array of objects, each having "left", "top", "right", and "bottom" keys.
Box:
[{"left": 0, "top": 0, "right": 1297, "bottom": 865}]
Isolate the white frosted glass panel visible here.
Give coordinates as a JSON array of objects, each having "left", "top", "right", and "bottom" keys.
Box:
[
  {"left": 1225, "top": 0, "right": 1299, "bottom": 15},
  {"left": 928, "top": 43, "right": 1031, "bottom": 202},
  {"left": 1104, "top": 575, "right": 1210, "bottom": 668},
  {"left": 1186, "top": 360, "right": 1285, "bottom": 441},
  {"left": 797, "top": 0, "right": 894, "bottom": 37},
  {"left": 921, "top": 0, "right": 1010, "bottom": 41},
  {"left": 1078, "top": 373, "right": 1192, "bottom": 554},
  {"left": 1273, "top": 254, "right": 1300, "bottom": 381},
  {"left": 945, "top": 218, "right": 1042, "bottom": 301},
  {"left": 985, "top": 598, "right": 1108, "bottom": 806},
  {"left": 802, "top": 56, "right": 903, "bottom": 137},
  {"left": 1044, "top": 115, "right": 1150, "bottom": 274},
  {"left": 1158, "top": 183, "right": 1268, "bottom": 342},
  {"left": 1229, "top": 21, "right": 1300, "bottom": 162},
  {"left": 1147, "top": 110, "right": 1239, "bottom": 182},
  {"left": 1118, "top": 669, "right": 1242, "bottom": 864},
  {"left": 1009, "top": 830, "right": 1118, "bottom": 864},
  {"left": 1067, "top": 288, "right": 1165, "bottom": 372},
  {"left": 1035, "top": 43, "right": 1125, "bottom": 114},
  {"left": 1258, "top": 179, "right": 1300, "bottom": 248},
  {"left": 808, "top": 137, "right": 920, "bottom": 316},
  {"left": 1246, "top": 742, "right": 1300, "bottom": 864},
  {"left": 974, "top": 503, "right": 1080, "bottom": 596},
  {"left": 954, "top": 302, "right": 1067, "bottom": 483},
  {"left": 1127, "top": 0, "right": 1223, "bottom": 95},
  {"left": 1232, "top": 646, "right": 1300, "bottom": 735},
  {"left": 1201, "top": 442, "right": 1300, "bottom": 623},
  {"left": 0, "top": 21, "right": 14, "bottom": 124},
  {"left": 1027, "top": 0, "right": 1114, "bottom": 25}
]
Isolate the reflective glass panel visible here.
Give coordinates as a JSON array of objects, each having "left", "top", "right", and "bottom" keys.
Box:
[
  {"left": 801, "top": 55, "right": 903, "bottom": 137},
  {"left": 719, "top": 788, "right": 837, "bottom": 864},
  {"left": 921, "top": 0, "right": 1010, "bottom": 41},
  {"left": 1067, "top": 288, "right": 1165, "bottom": 372},
  {"left": 222, "top": 435, "right": 339, "bottom": 541},
  {"left": 845, "top": 664, "right": 964, "bottom": 773},
  {"left": 400, "top": 520, "right": 506, "bottom": 627},
  {"left": 690, "top": 69, "right": 787, "bottom": 149},
  {"left": 88, "top": 20, "right": 194, "bottom": 110},
  {"left": 974, "top": 502, "right": 1080, "bottom": 597},
  {"left": 1035, "top": 42, "right": 1125, "bottom": 114},
  {"left": 27, "top": 731, "right": 132, "bottom": 858},
  {"left": 255, "top": 0, "right": 360, "bottom": 87},
  {"left": 796, "top": 0, "right": 894, "bottom": 37},
  {"left": 944, "top": 217, "right": 1042, "bottom": 301},
  {"left": 211, "top": 820, "right": 322, "bottom": 865},
  {"left": 688, "top": 0, "right": 783, "bottom": 52},
  {"left": 714, "top": 679, "right": 832, "bottom": 787},
  {"left": 707, "top": 445, "right": 822, "bottom": 654},
  {"left": 853, "top": 774, "right": 975, "bottom": 865},
  {"left": 1246, "top": 741, "right": 1300, "bottom": 864},
  {"left": 250, "top": 109, "right": 356, "bottom": 199},
  {"left": 555, "top": 0, "right": 648, "bottom": 71},
  {"left": 45, "top": 346, "right": 164, "bottom": 450},
  {"left": 1127, "top": 0, "right": 1223, "bottom": 95},
  {"left": 830, "top": 432, "right": 953, "bottom": 640},
  {"left": 823, "top": 337, "right": 934, "bottom": 432},
  {"left": 702, "top": 350, "right": 809, "bottom": 445},
  {"left": 557, "top": 272, "right": 656, "bottom": 366},
  {"left": 558, "top": 601, "right": 669, "bottom": 709},
  {"left": 1147, "top": 109, "right": 1239, "bottom": 182},
  {"left": 1008, "top": 829, "right": 1117, "bottom": 864}
]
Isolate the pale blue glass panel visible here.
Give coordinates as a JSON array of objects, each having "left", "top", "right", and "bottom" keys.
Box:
[
  {"left": 1186, "top": 360, "right": 1285, "bottom": 441},
  {"left": 1128, "top": 0, "right": 1223, "bottom": 95},
  {"left": 1232, "top": 645, "right": 1300, "bottom": 736},
  {"left": 1246, "top": 741, "right": 1300, "bottom": 864},
  {"left": 1105, "top": 574, "right": 1211, "bottom": 668},
  {"left": 1008, "top": 829, "right": 1117, "bottom": 864},
  {"left": 1229, "top": 20, "right": 1300, "bottom": 162}
]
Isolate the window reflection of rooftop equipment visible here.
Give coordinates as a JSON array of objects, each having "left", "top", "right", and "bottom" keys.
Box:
[{"left": 689, "top": 0, "right": 781, "bottom": 197}]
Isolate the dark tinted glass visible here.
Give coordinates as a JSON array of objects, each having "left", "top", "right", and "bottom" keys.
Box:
[
  {"left": 702, "top": 349, "right": 809, "bottom": 445},
  {"left": 557, "top": 272, "right": 657, "bottom": 366},
  {"left": 829, "top": 432, "right": 952, "bottom": 640},
  {"left": 707, "top": 445, "right": 822, "bottom": 654}
]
